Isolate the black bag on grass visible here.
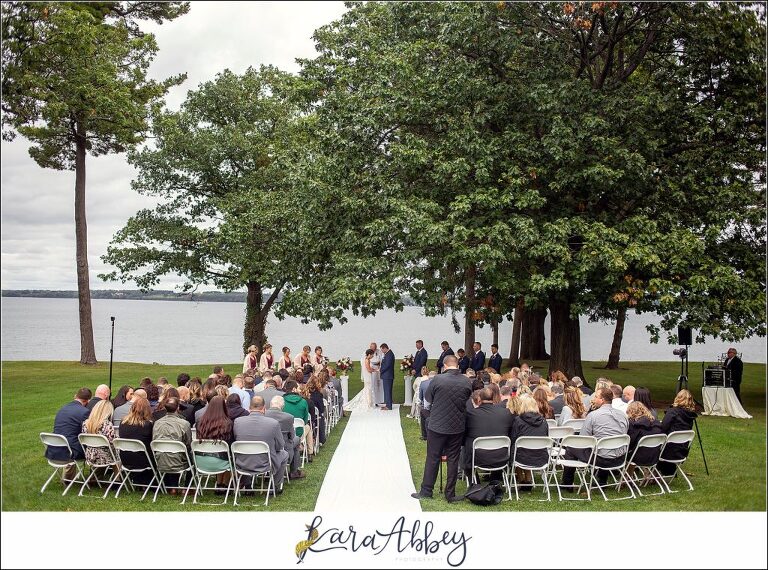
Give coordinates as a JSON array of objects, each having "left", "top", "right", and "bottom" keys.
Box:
[{"left": 464, "top": 481, "right": 504, "bottom": 506}]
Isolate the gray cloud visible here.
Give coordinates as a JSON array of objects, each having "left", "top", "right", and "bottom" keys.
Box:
[{"left": 1, "top": 1, "right": 347, "bottom": 291}]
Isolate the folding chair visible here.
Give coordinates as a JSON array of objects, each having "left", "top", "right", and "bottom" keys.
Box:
[
  {"left": 113, "top": 438, "right": 164, "bottom": 500},
  {"left": 294, "top": 418, "right": 308, "bottom": 468},
  {"left": 113, "top": 419, "right": 121, "bottom": 438},
  {"left": 622, "top": 434, "right": 667, "bottom": 497},
  {"left": 563, "top": 419, "right": 585, "bottom": 434},
  {"left": 511, "top": 436, "right": 554, "bottom": 501},
  {"left": 548, "top": 426, "right": 575, "bottom": 460},
  {"left": 323, "top": 399, "right": 331, "bottom": 437},
  {"left": 39, "top": 433, "right": 86, "bottom": 496},
  {"left": 231, "top": 441, "right": 275, "bottom": 507},
  {"left": 150, "top": 439, "right": 197, "bottom": 503},
  {"left": 546, "top": 419, "right": 557, "bottom": 429},
  {"left": 77, "top": 433, "right": 123, "bottom": 498},
  {"left": 190, "top": 440, "right": 235, "bottom": 505},
  {"left": 467, "top": 436, "right": 512, "bottom": 500},
  {"left": 312, "top": 407, "right": 321, "bottom": 454},
  {"left": 550, "top": 435, "right": 597, "bottom": 501},
  {"left": 589, "top": 435, "right": 634, "bottom": 501},
  {"left": 658, "top": 430, "right": 696, "bottom": 493},
  {"left": 191, "top": 427, "right": 197, "bottom": 441}
]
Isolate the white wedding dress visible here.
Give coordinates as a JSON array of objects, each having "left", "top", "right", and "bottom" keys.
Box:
[{"left": 343, "top": 357, "right": 375, "bottom": 413}]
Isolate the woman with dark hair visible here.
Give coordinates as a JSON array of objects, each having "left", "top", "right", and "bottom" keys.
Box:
[
  {"left": 153, "top": 387, "right": 194, "bottom": 424},
  {"left": 658, "top": 389, "right": 698, "bottom": 475},
  {"left": 533, "top": 386, "right": 555, "bottom": 419},
  {"left": 112, "top": 385, "right": 133, "bottom": 408},
  {"left": 487, "top": 383, "right": 501, "bottom": 404},
  {"left": 226, "top": 393, "right": 250, "bottom": 420},
  {"left": 292, "top": 369, "right": 305, "bottom": 386},
  {"left": 313, "top": 346, "right": 325, "bottom": 368},
  {"left": 145, "top": 384, "right": 160, "bottom": 411},
  {"left": 466, "top": 376, "right": 486, "bottom": 411},
  {"left": 196, "top": 395, "right": 234, "bottom": 491},
  {"left": 308, "top": 375, "right": 327, "bottom": 445},
  {"left": 118, "top": 397, "right": 155, "bottom": 484},
  {"left": 634, "top": 387, "right": 657, "bottom": 419},
  {"left": 279, "top": 347, "right": 293, "bottom": 371},
  {"left": 139, "top": 377, "right": 153, "bottom": 390}
]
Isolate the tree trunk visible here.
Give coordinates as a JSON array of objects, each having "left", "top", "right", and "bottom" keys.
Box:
[
  {"left": 74, "top": 123, "right": 97, "bottom": 365},
  {"left": 548, "top": 297, "right": 586, "bottom": 383},
  {"left": 464, "top": 265, "right": 476, "bottom": 355},
  {"left": 508, "top": 298, "right": 523, "bottom": 366},
  {"left": 491, "top": 317, "right": 499, "bottom": 347},
  {"left": 243, "top": 281, "right": 283, "bottom": 354},
  {"left": 605, "top": 306, "right": 627, "bottom": 369},
  {"left": 520, "top": 306, "right": 549, "bottom": 360}
]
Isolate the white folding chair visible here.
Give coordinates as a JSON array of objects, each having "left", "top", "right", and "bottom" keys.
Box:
[
  {"left": 112, "top": 419, "right": 121, "bottom": 438},
  {"left": 77, "top": 433, "right": 123, "bottom": 498},
  {"left": 550, "top": 435, "right": 597, "bottom": 501},
  {"left": 467, "top": 436, "right": 512, "bottom": 500},
  {"left": 190, "top": 440, "right": 235, "bottom": 505},
  {"left": 589, "top": 435, "right": 634, "bottom": 501},
  {"left": 312, "top": 407, "right": 321, "bottom": 454},
  {"left": 658, "top": 430, "right": 696, "bottom": 493},
  {"left": 39, "top": 433, "right": 86, "bottom": 496},
  {"left": 150, "top": 439, "right": 197, "bottom": 503},
  {"left": 511, "top": 436, "right": 554, "bottom": 501},
  {"left": 231, "top": 441, "right": 275, "bottom": 506},
  {"left": 294, "top": 418, "right": 308, "bottom": 468},
  {"left": 563, "top": 419, "right": 585, "bottom": 434},
  {"left": 113, "top": 438, "right": 164, "bottom": 500},
  {"left": 191, "top": 427, "right": 197, "bottom": 441},
  {"left": 622, "top": 434, "right": 668, "bottom": 497},
  {"left": 546, "top": 419, "right": 557, "bottom": 429},
  {"left": 548, "top": 426, "right": 575, "bottom": 460}
]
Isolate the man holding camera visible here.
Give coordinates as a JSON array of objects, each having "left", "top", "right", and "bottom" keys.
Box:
[{"left": 724, "top": 348, "right": 744, "bottom": 403}]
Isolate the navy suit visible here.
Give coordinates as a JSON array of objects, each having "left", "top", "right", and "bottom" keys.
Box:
[
  {"left": 380, "top": 349, "right": 395, "bottom": 409},
  {"left": 458, "top": 355, "right": 470, "bottom": 374},
  {"left": 412, "top": 347, "right": 428, "bottom": 376},
  {"left": 488, "top": 352, "right": 502, "bottom": 374},
  {"left": 46, "top": 401, "right": 91, "bottom": 461},
  {"left": 470, "top": 350, "right": 486, "bottom": 372},
  {"left": 436, "top": 347, "right": 455, "bottom": 372}
]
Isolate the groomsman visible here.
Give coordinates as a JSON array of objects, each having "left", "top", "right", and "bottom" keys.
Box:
[
  {"left": 488, "top": 344, "right": 502, "bottom": 374},
  {"left": 470, "top": 341, "right": 486, "bottom": 372},
  {"left": 457, "top": 349, "right": 470, "bottom": 374},
  {"left": 412, "top": 340, "right": 428, "bottom": 377},
  {"left": 436, "top": 341, "right": 455, "bottom": 373},
  {"left": 380, "top": 343, "right": 395, "bottom": 410}
]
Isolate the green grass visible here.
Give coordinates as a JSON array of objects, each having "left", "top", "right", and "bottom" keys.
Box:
[
  {"left": 399, "top": 360, "right": 767, "bottom": 511},
  {"left": 1, "top": 361, "right": 359, "bottom": 511}
]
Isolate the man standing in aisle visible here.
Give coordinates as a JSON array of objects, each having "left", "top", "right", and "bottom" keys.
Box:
[
  {"left": 412, "top": 339, "right": 428, "bottom": 378},
  {"left": 412, "top": 355, "right": 472, "bottom": 503},
  {"left": 380, "top": 343, "right": 395, "bottom": 410}
]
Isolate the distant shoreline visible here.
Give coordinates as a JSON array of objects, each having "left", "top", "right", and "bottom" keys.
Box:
[{"left": 2, "top": 289, "right": 249, "bottom": 303}]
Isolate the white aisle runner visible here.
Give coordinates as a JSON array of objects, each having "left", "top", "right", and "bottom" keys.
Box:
[{"left": 314, "top": 405, "right": 422, "bottom": 513}]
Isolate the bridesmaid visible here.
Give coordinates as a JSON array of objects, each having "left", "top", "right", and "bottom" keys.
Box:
[
  {"left": 259, "top": 343, "right": 275, "bottom": 373},
  {"left": 279, "top": 346, "right": 293, "bottom": 370},
  {"left": 243, "top": 344, "right": 259, "bottom": 373},
  {"left": 294, "top": 345, "right": 312, "bottom": 369},
  {"left": 313, "top": 346, "right": 325, "bottom": 368}
]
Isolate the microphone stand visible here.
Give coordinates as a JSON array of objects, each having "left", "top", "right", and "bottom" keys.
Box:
[{"left": 108, "top": 316, "right": 115, "bottom": 393}]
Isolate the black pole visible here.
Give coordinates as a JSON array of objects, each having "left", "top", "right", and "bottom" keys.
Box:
[
  {"left": 108, "top": 316, "right": 115, "bottom": 392},
  {"left": 693, "top": 418, "right": 710, "bottom": 476}
]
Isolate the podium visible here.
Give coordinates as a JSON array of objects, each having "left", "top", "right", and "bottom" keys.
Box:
[
  {"left": 403, "top": 375, "right": 413, "bottom": 405},
  {"left": 701, "top": 386, "right": 752, "bottom": 419}
]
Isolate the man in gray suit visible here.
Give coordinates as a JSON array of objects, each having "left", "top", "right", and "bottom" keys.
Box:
[
  {"left": 266, "top": 395, "right": 305, "bottom": 479},
  {"left": 259, "top": 380, "right": 285, "bottom": 410},
  {"left": 233, "top": 396, "right": 290, "bottom": 492}
]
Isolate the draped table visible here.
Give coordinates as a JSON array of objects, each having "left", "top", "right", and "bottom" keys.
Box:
[
  {"left": 403, "top": 375, "right": 413, "bottom": 405},
  {"left": 701, "top": 386, "right": 752, "bottom": 419}
]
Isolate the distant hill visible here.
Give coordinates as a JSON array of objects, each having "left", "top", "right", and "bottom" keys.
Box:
[{"left": 1, "top": 289, "right": 251, "bottom": 302}]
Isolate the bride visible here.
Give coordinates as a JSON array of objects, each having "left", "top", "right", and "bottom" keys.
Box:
[{"left": 343, "top": 349, "right": 375, "bottom": 413}]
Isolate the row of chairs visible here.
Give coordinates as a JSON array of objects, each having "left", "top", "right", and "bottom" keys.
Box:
[{"left": 466, "top": 429, "right": 696, "bottom": 502}]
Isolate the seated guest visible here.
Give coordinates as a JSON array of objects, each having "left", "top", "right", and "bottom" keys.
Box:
[
  {"left": 487, "top": 383, "right": 501, "bottom": 404},
  {"left": 195, "top": 395, "right": 234, "bottom": 492},
  {"left": 154, "top": 387, "right": 195, "bottom": 425},
  {"left": 194, "top": 382, "right": 218, "bottom": 426},
  {"left": 233, "top": 396, "right": 289, "bottom": 493},
  {"left": 498, "top": 385, "right": 513, "bottom": 408},
  {"left": 266, "top": 395, "right": 305, "bottom": 479},
  {"left": 277, "top": 368, "right": 290, "bottom": 384},
  {"left": 658, "top": 389, "right": 698, "bottom": 476},
  {"left": 117, "top": 397, "right": 155, "bottom": 484},
  {"left": 299, "top": 383, "right": 318, "bottom": 457},
  {"left": 87, "top": 384, "right": 111, "bottom": 411},
  {"left": 561, "top": 387, "right": 628, "bottom": 489},
  {"left": 506, "top": 392, "right": 525, "bottom": 417},
  {"left": 46, "top": 388, "right": 92, "bottom": 469},
  {"left": 558, "top": 386, "right": 587, "bottom": 425},
  {"left": 533, "top": 386, "right": 555, "bottom": 419},
  {"left": 463, "top": 387, "right": 515, "bottom": 478},
  {"left": 214, "top": 385, "right": 229, "bottom": 400},
  {"left": 226, "top": 393, "right": 251, "bottom": 420},
  {"left": 570, "top": 375, "right": 593, "bottom": 397},
  {"left": 549, "top": 383, "right": 565, "bottom": 415},
  {"left": 466, "top": 377, "right": 486, "bottom": 412},
  {"left": 139, "top": 377, "right": 153, "bottom": 390},
  {"left": 259, "top": 379, "right": 285, "bottom": 410},
  {"left": 457, "top": 348, "right": 470, "bottom": 374},
  {"left": 626, "top": 401, "right": 664, "bottom": 464},
  {"left": 114, "top": 388, "right": 145, "bottom": 424},
  {"left": 611, "top": 384, "right": 628, "bottom": 413},
  {"left": 328, "top": 369, "right": 343, "bottom": 414},
  {"left": 81, "top": 400, "right": 117, "bottom": 477},
  {"left": 308, "top": 375, "right": 327, "bottom": 445},
  {"left": 145, "top": 384, "right": 160, "bottom": 411},
  {"left": 186, "top": 380, "right": 205, "bottom": 417},
  {"left": 243, "top": 377, "right": 256, "bottom": 400},
  {"left": 633, "top": 387, "right": 657, "bottom": 420},
  {"left": 302, "top": 363, "right": 314, "bottom": 384},
  {"left": 510, "top": 395, "right": 549, "bottom": 467},
  {"left": 229, "top": 375, "right": 252, "bottom": 410},
  {"left": 282, "top": 380, "right": 311, "bottom": 459},
  {"left": 623, "top": 385, "right": 636, "bottom": 407},
  {"left": 176, "top": 373, "right": 190, "bottom": 388},
  {"left": 151, "top": 397, "right": 192, "bottom": 493},
  {"left": 111, "top": 385, "right": 133, "bottom": 409}
]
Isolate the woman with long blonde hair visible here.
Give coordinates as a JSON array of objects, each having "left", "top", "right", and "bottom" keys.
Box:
[
  {"left": 658, "top": 389, "right": 698, "bottom": 475},
  {"left": 81, "top": 399, "right": 117, "bottom": 470}
]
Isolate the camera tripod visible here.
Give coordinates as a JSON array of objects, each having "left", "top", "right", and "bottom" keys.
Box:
[{"left": 675, "top": 350, "right": 709, "bottom": 475}]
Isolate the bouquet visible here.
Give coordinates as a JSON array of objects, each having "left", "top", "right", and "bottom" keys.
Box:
[
  {"left": 336, "top": 356, "right": 353, "bottom": 375},
  {"left": 400, "top": 354, "right": 414, "bottom": 373}
]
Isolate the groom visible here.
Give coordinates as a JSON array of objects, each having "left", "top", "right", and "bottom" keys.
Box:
[{"left": 380, "top": 343, "right": 395, "bottom": 410}]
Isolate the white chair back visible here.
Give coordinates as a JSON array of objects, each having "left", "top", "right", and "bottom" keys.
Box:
[
  {"left": 192, "top": 440, "right": 229, "bottom": 455},
  {"left": 78, "top": 433, "right": 119, "bottom": 465},
  {"left": 40, "top": 432, "right": 73, "bottom": 456},
  {"left": 666, "top": 430, "right": 695, "bottom": 446},
  {"left": 635, "top": 433, "right": 667, "bottom": 450},
  {"left": 473, "top": 435, "right": 511, "bottom": 452},
  {"left": 559, "top": 434, "right": 597, "bottom": 450},
  {"left": 563, "top": 419, "right": 585, "bottom": 432},
  {"left": 595, "top": 434, "right": 630, "bottom": 452},
  {"left": 113, "top": 438, "right": 149, "bottom": 454},
  {"left": 546, "top": 419, "right": 557, "bottom": 428},
  {"left": 548, "top": 426, "right": 575, "bottom": 440}
]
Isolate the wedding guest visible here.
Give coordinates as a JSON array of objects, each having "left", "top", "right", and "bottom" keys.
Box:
[
  {"left": 470, "top": 342, "right": 486, "bottom": 373},
  {"left": 463, "top": 387, "right": 514, "bottom": 479},
  {"left": 302, "top": 364, "right": 314, "bottom": 384},
  {"left": 233, "top": 396, "right": 289, "bottom": 493},
  {"left": 152, "top": 398, "right": 192, "bottom": 493},
  {"left": 213, "top": 366, "right": 225, "bottom": 379},
  {"left": 412, "top": 355, "right": 472, "bottom": 503},
  {"left": 510, "top": 395, "right": 549, "bottom": 472},
  {"left": 186, "top": 380, "right": 205, "bottom": 417},
  {"left": 81, "top": 400, "right": 118, "bottom": 479},
  {"left": 146, "top": 384, "right": 160, "bottom": 411},
  {"left": 294, "top": 345, "right": 312, "bottom": 369},
  {"left": 436, "top": 341, "right": 455, "bottom": 373},
  {"left": 46, "top": 388, "right": 92, "bottom": 468},
  {"left": 87, "top": 384, "right": 111, "bottom": 411},
  {"left": 507, "top": 392, "right": 525, "bottom": 417},
  {"left": 623, "top": 385, "right": 636, "bottom": 407},
  {"left": 195, "top": 395, "right": 234, "bottom": 492},
  {"left": 266, "top": 395, "right": 305, "bottom": 479},
  {"left": 229, "top": 376, "right": 251, "bottom": 410},
  {"left": 533, "top": 386, "right": 555, "bottom": 419},
  {"left": 117, "top": 397, "right": 155, "bottom": 484},
  {"left": 412, "top": 340, "right": 428, "bottom": 378},
  {"left": 260, "top": 379, "right": 285, "bottom": 410},
  {"left": 112, "top": 385, "right": 133, "bottom": 409},
  {"left": 549, "top": 383, "right": 565, "bottom": 415},
  {"left": 282, "top": 380, "right": 310, "bottom": 445},
  {"left": 154, "top": 387, "right": 195, "bottom": 425},
  {"left": 226, "top": 393, "right": 251, "bottom": 421},
  {"left": 177, "top": 373, "right": 191, "bottom": 388},
  {"left": 243, "top": 377, "right": 256, "bottom": 400},
  {"left": 488, "top": 344, "right": 502, "bottom": 374},
  {"left": 418, "top": 371, "right": 436, "bottom": 440},
  {"left": 279, "top": 346, "right": 293, "bottom": 371},
  {"left": 558, "top": 386, "right": 587, "bottom": 425},
  {"left": 633, "top": 387, "right": 657, "bottom": 419},
  {"left": 626, "top": 402, "right": 664, "bottom": 463},
  {"left": 243, "top": 345, "right": 259, "bottom": 374},
  {"left": 113, "top": 387, "right": 139, "bottom": 424},
  {"left": 139, "top": 377, "right": 153, "bottom": 390},
  {"left": 658, "top": 389, "right": 698, "bottom": 476},
  {"left": 498, "top": 385, "right": 514, "bottom": 408},
  {"left": 571, "top": 375, "right": 593, "bottom": 395},
  {"left": 611, "top": 384, "right": 628, "bottom": 413},
  {"left": 487, "top": 383, "right": 502, "bottom": 404},
  {"left": 457, "top": 348, "right": 470, "bottom": 374},
  {"left": 308, "top": 375, "right": 327, "bottom": 445}
]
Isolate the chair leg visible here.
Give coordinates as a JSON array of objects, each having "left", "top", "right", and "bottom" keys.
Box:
[
  {"left": 79, "top": 467, "right": 96, "bottom": 497},
  {"left": 63, "top": 463, "right": 85, "bottom": 496},
  {"left": 102, "top": 468, "right": 122, "bottom": 499},
  {"left": 40, "top": 468, "right": 60, "bottom": 494}
]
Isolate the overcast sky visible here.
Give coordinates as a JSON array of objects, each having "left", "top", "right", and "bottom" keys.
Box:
[{"left": 0, "top": 1, "right": 347, "bottom": 291}]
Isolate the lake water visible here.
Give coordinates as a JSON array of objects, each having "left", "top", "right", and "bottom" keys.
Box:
[{"left": 1, "top": 297, "right": 765, "bottom": 365}]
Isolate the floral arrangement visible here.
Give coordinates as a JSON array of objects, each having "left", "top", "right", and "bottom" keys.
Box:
[
  {"left": 400, "top": 354, "right": 414, "bottom": 373},
  {"left": 336, "top": 356, "right": 353, "bottom": 375}
]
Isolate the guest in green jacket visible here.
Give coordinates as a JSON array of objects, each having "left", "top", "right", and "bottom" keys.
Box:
[{"left": 282, "top": 380, "right": 310, "bottom": 438}]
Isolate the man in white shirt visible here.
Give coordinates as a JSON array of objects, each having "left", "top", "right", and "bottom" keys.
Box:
[{"left": 611, "top": 384, "right": 629, "bottom": 413}]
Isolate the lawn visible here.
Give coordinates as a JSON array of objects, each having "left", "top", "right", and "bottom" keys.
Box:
[
  {"left": 400, "top": 360, "right": 767, "bottom": 511},
  {"left": 0, "top": 361, "right": 358, "bottom": 511}
]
